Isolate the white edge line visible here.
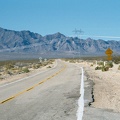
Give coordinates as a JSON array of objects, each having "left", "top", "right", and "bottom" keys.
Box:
[
  {"left": 75, "top": 65, "right": 84, "bottom": 120},
  {"left": 0, "top": 60, "right": 58, "bottom": 88}
]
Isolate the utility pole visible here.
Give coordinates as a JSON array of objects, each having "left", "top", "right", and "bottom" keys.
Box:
[{"left": 72, "top": 28, "right": 84, "bottom": 38}]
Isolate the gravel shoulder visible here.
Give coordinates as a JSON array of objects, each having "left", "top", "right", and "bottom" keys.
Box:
[
  {"left": 79, "top": 61, "right": 120, "bottom": 119},
  {"left": 85, "top": 63, "right": 120, "bottom": 112}
]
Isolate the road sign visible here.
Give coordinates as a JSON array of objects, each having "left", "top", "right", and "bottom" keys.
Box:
[
  {"left": 107, "top": 56, "right": 112, "bottom": 60},
  {"left": 105, "top": 48, "right": 113, "bottom": 61},
  {"left": 105, "top": 48, "right": 113, "bottom": 55}
]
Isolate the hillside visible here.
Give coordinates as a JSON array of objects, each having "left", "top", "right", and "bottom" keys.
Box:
[{"left": 0, "top": 27, "right": 120, "bottom": 59}]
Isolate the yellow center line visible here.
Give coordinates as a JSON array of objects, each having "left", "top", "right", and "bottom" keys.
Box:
[{"left": 0, "top": 64, "right": 66, "bottom": 104}]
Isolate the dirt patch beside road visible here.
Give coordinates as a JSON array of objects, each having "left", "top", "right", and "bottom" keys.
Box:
[{"left": 84, "top": 62, "right": 120, "bottom": 112}]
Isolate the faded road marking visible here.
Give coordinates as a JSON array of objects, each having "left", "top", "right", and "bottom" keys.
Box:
[{"left": 0, "top": 64, "right": 66, "bottom": 104}]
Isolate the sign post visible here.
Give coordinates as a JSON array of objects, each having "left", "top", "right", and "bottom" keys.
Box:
[
  {"left": 105, "top": 48, "right": 113, "bottom": 61},
  {"left": 39, "top": 57, "right": 42, "bottom": 63}
]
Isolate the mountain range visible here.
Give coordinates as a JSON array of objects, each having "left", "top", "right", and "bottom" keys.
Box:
[{"left": 0, "top": 27, "right": 120, "bottom": 59}]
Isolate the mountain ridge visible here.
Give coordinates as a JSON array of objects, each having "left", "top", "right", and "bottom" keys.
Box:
[{"left": 0, "top": 27, "right": 120, "bottom": 58}]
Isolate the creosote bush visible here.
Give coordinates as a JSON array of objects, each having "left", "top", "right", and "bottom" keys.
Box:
[
  {"left": 105, "top": 62, "right": 113, "bottom": 68},
  {"left": 113, "top": 56, "right": 120, "bottom": 64},
  {"left": 47, "top": 66, "right": 51, "bottom": 68},
  {"left": 95, "top": 66, "right": 102, "bottom": 70},
  {"left": 90, "top": 64, "right": 93, "bottom": 66},
  {"left": 102, "top": 66, "right": 109, "bottom": 72},
  {"left": 5, "top": 64, "right": 14, "bottom": 70},
  {"left": 97, "top": 61, "right": 104, "bottom": 66},
  {"left": 32, "top": 64, "right": 41, "bottom": 69},
  {"left": 22, "top": 68, "right": 30, "bottom": 73}
]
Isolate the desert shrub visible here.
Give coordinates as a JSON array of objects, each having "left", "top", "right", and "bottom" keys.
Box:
[
  {"left": 95, "top": 66, "right": 109, "bottom": 71},
  {"left": 105, "top": 62, "right": 113, "bottom": 68},
  {"left": 95, "top": 66, "right": 102, "bottom": 70},
  {"left": 47, "top": 66, "right": 51, "bottom": 68},
  {"left": 22, "top": 67, "right": 30, "bottom": 73},
  {"left": 34, "top": 65, "right": 38, "bottom": 69},
  {"left": 32, "top": 64, "right": 41, "bottom": 69},
  {"left": 90, "top": 64, "right": 93, "bottom": 66},
  {"left": 5, "top": 64, "right": 14, "bottom": 70},
  {"left": 113, "top": 56, "right": 120, "bottom": 64},
  {"left": 114, "top": 60, "right": 119, "bottom": 64},
  {"left": 42, "top": 63, "right": 48, "bottom": 66},
  {"left": 28, "top": 65, "right": 33, "bottom": 68},
  {"left": 36, "top": 64, "right": 41, "bottom": 68},
  {"left": 49, "top": 59, "right": 55, "bottom": 63},
  {"left": 97, "top": 61, "right": 104, "bottom": 66},
  {"left": 16, "top": 68, "right": 23, "bottom": 74},
  {"left": 32, "top": 65, "right": 36, "bottom": 69},
  {"left": 4, "top": 70, "right": 13, "bottom": 75},
  {"left": 102, "top": 66, "right": 109, "bottom": 72}
]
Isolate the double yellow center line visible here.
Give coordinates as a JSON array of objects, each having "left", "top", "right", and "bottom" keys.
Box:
[{"left": 0, "top": 64, "right": 66, "bottom": 104}]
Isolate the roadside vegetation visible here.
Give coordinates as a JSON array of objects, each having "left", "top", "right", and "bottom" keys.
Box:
[
  {"left": 95, "top": 61, "right": 113, "bottom": 72},
  {"left": 94, "top": 56, "right": 120, "bottom": 72},
  {"left": 0, "top": 59, "right": 54, "bottom": 80},
  {"left": 63, "top": 55, "right": 120, "bottom": 72}
]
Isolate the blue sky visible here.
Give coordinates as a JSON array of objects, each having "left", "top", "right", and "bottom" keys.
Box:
[{"left": 0, "top": 0, "right": 120, "bottom": 40}]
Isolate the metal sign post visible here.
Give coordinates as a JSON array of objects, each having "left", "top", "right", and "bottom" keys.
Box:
[
  {"left": 105, "top": 48, "right": 113, "bottom": 61},
  {"left": 39, "top": 57, "right": 42, "bottom": 63}
]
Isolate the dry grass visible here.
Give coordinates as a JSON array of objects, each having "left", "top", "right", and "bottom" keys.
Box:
[{"left": 0, "top": 59, "right": 55, "bottom": 80}]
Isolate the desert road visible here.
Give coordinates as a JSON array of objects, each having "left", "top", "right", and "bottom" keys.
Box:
[{"left": 0, "top": 60, "right": 83, "bottom": 120}]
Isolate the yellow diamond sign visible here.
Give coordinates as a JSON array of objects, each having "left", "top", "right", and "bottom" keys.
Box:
[
  {"left": 105, "top": 48, "right": 113, "bottom": 55},
  {"left": 105, "top": 48, "right": 113, "bottom": 61}
]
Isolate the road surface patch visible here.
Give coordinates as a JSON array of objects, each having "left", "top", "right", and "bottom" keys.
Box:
[
  {"left": 1, "top": 96, "right": 15, "bottom": 104},
  {"left": 0, "top": 64, "right": 66, "bottom": 104}
]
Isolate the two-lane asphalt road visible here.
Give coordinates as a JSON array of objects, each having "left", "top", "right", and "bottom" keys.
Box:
[{"left": 0, "top": 60, "right": 82, "bottom": 120}]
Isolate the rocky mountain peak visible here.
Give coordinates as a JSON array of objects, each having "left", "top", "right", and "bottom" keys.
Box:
[{"left": 0, "top": 27, "right": 120, "bottom": 56}]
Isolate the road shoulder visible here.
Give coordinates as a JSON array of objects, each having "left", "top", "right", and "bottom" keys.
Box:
[{"left": 83, "top": 62, "right": 120, "bottom": 120}]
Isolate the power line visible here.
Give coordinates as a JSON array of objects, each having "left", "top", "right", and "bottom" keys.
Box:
[{"left": 72, "top": 28, "right": 84, "bottom": 38}]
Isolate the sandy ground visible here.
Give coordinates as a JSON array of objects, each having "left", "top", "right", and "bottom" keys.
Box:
[
  {"left": 0, "top": 62, "right": 55, "bottom": 85},
  {"left": 82, "top": 61, "right": 120, "bottom": 113}
]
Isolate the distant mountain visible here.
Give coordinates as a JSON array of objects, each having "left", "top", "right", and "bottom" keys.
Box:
[{"left": 0, "top": 27, "right": 120, "bottom": 59}]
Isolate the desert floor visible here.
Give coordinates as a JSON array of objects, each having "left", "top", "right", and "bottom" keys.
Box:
[{"left": 83, "top": 62, "right": 120, "bottom": 113}]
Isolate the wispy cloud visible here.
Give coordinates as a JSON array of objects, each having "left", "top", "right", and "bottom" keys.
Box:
[
  {"left": 81, "top": 35, "right": 120, "bottom": 39},
  {"left": 70, "top": 34, "right": 120, "bottom": 39}
]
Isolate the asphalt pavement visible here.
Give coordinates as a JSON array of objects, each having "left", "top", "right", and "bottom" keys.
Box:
[
  {"left": 0, "top": 60, "right": 82, "bottom": 120},
  {"left": 1, "top": 60, "right": 119, "bottom": 120}
]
